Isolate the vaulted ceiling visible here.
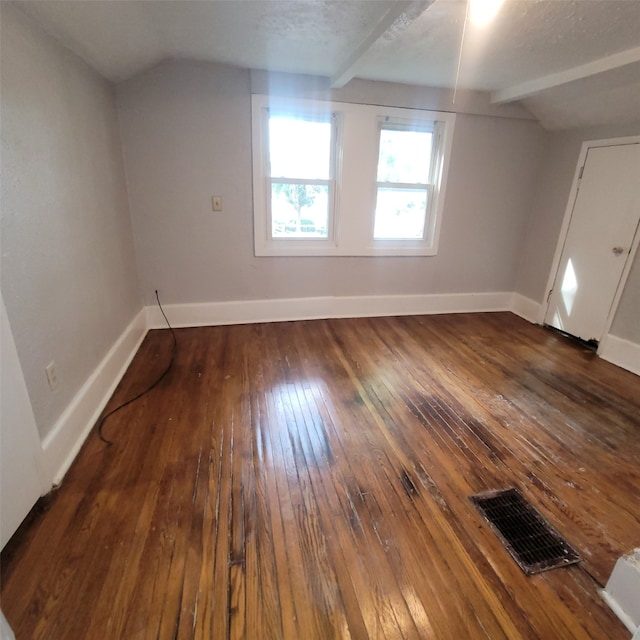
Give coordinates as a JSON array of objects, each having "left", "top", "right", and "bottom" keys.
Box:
[{"left": 10, "top": 0, "right": 640, "bottom": 130}]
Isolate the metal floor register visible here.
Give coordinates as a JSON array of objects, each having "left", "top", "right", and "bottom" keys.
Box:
[{"left": 470, "top": 487, "right": 580, "bottom": 575}]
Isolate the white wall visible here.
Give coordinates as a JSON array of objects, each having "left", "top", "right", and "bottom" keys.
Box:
[
  {"left": 0, "top": 4, "right": 142, "bottom": 441},
  {"left": 117, "top": 60, "right": 545, "bottom": 307},
  {"left": 515, "top": 122, "right": 640, "bottom": 343},
  {"left": 1, "top": 293, "right": 48, "bottom": 549}
]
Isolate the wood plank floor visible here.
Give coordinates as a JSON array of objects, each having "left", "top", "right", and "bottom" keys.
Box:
[{"left": 2, "top": 312, "right": 639, "bottom": 639}]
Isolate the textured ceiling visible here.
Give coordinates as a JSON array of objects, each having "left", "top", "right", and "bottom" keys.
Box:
[{"left": 9, "top": 0, "right": 640, "bottom": 130}]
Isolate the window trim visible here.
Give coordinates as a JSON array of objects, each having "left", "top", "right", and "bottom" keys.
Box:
[
  {"left": 265, "top": 107, "right": 339, "bottom": 243},
  {"left": 251, "top": 95, "right": 456, "bottom": 257},
  {"left": 372, "top": 118, "right": 438, "bottom": 242}
]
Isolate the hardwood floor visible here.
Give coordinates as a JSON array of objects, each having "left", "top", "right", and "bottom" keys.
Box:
[{"left": 2, "top": 312, "right": 639, "bottom": 639}]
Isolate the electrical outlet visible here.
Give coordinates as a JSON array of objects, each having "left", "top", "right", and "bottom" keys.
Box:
[
  {"left": 212, "top": 196, "right": 222, "bottom": 212},
  {"left": 45, "top": 361, "right": 58, "bottom": 391}
]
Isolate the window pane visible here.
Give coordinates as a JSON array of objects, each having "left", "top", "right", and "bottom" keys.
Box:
[
  {"left": 271, "top": 183, "right": 329, "bottom": 238},
  {"left": 373, "top": 188, "right": 427, "bottom": 239},
  {"left": 377, "top": 129, "right": 432, "bottom": 184},
  {"left": 269, "top": 116, "right": 331, "bottom": 179}
]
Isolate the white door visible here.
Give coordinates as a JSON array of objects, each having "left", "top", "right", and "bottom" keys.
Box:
[{"left": 545, "top": 143, "right": 640, "bottom": 343}]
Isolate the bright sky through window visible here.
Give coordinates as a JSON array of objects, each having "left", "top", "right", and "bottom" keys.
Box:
[
  {"left": 267, "top": 114, "right": 333, "bottom": 239},
  {"left": 377, "top": 129, "right": 432, "bottom": 184},
  {"left": 268, "top": 116, "right": 331, "bottom": 180},
  {"left": 374, "top": 188, "right": 428, "bottom": 239},
  {"left": 374, "top": 127, "right": 434, "bottom": 239}
]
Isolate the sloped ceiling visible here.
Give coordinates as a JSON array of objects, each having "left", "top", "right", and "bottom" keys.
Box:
[{"left": 9, "top": 0, "right": 640, "bottom": 130}]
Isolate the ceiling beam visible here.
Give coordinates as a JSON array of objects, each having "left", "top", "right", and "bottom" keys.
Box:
[
  {"left": 330, "top": 1, "right": 434, "bottom": 89},
  {"left": 491, "top": 46, "right": 640, "bottom": 104}
]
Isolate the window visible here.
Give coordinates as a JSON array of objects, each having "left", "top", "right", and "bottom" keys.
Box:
[
  {"left": 252, "top": 95, "right": 455, "bottom": 256},
  {"left": 267, "top": 114, "right": 336, "bottom": 240},
  {"left": 374, "top": 122, "right": 435, "bottom": 240}
]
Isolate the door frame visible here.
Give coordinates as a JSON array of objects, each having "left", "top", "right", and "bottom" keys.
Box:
[{"left": 540, "top": 135, "right": 640, "bottom": 353}]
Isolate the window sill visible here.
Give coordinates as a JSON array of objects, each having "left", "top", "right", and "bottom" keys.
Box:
[{"left": 255, "top": 242, "right": 438, "bottom": 257}]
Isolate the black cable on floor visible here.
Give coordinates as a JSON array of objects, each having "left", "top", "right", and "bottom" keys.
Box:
[{"left": 97, "top": 290, "right": 177, "bottom": 445}]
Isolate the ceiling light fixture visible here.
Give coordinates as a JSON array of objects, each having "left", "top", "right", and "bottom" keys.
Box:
[{"left": 469, "top": 0, "right": 506, "bottom": 27}]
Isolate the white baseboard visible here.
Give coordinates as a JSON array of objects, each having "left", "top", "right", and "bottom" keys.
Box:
[
  {"left": 599, "top": 334, "right": 640, "bottom": 377},
  {"left": 601, "top": 590, "right": 639, "bottom": 636},
  {"left": 1, "top": 612, "right": 15, "bottom": 640},
  {"left": 509, "top": 293, "right": 542, "bottom": 324},
  {"left": 41, "top": 310, "right": 147, "bottom": 486},
  {"left": 28, "top": 292, "right": 639, "bottom": 493},
  {"left": 601, "top": 549, "right": 640, "bottom": 634},
  {"left": 146, "top": 291, "right": 513, "bottom": 329}
]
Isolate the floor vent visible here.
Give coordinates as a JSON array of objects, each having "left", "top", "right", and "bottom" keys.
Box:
[{"left": 470, "top": 487, "right": 580, "bottom": 575}]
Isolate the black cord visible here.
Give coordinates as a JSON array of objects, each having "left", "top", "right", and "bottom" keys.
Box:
[{"left": 97, "top": 290, "right": 177, "bottom": 445}]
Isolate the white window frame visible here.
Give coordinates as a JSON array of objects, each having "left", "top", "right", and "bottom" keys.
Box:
[
  {"left": 252, "top": 95, "right": 455, "bottom": 257},
  {"left": 372, "top": 117, "right": 445, "bottom": 247},
  {"left": 262, "top": 103, "right": 339, "bottom": 246},
  {"left": 253, "top": 97, "right": 341, "bottom": 255}
]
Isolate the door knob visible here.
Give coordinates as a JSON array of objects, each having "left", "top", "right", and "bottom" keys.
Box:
[{"left": 612, "top": 246, "right": 625, "bottom": 256}]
